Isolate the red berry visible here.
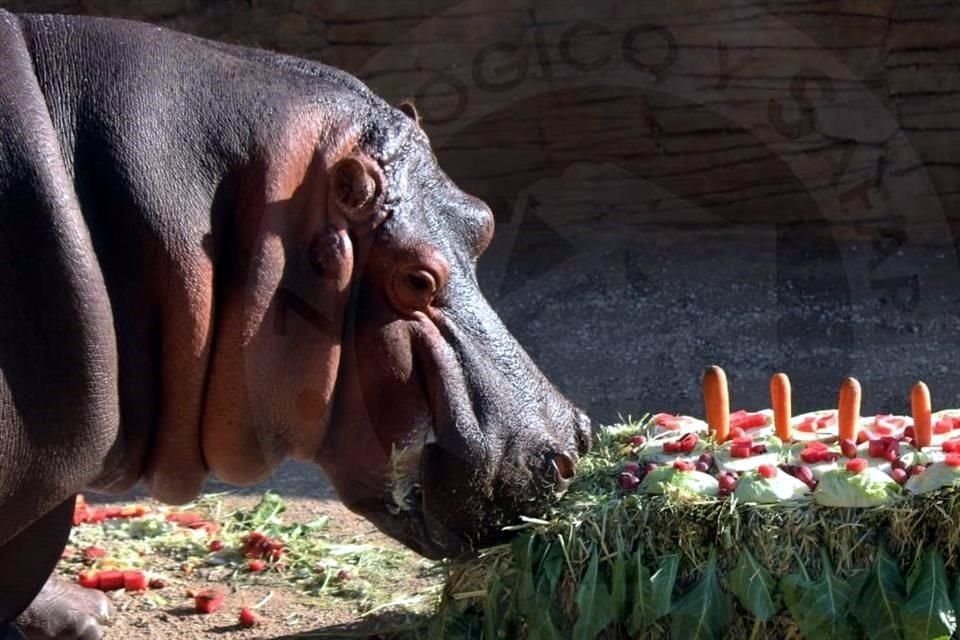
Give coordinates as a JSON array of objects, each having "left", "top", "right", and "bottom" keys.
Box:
[
  {"left": 718, "top": 473, "right": 738, "bottom": 493},
  {"left": 618, "top": 472, "right": 640, "bottom": 491},
  {"left": 891, "top": 468, "right": 908, "bottom": 485},
  {"left": 846, "top": 458, "right": 868, "bottom": 474},
  {"left": 695, "top": 461, "right": 710, "bottom": 473},
  {"left": 630, "top": 434, "right": 647, "bottom": 447},
  {"left": 208, "top": 539, "right": 224, "bottom": 552},
  {"left": 839, "top": 438, "right": 857, "bottom": 458},
  {"left": 673, "top": 460, "right": 695, "bottom": 472},
  {"left": 239, "top": 607, "right": 258, "bottom": 628},
  {"left": 247, "top": 559, "right": 266, "bottom": 573},
  {"left": 758, "top": 464, "right": 777, "bottom": 479},
  {"left": 946, "top": 453, "right": 960, "bottom": 468}
]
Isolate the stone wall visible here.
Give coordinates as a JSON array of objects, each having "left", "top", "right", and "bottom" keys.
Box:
[{"left": 3, "top": 0, "right": 959, "bottom": 245}]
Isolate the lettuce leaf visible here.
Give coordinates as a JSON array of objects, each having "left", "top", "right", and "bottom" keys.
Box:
[
  {"left": 734, "top": 470, "right": 810, "bottom": 503},
  {"left": 904, "top": 462, "right": 960, "bottom": 495},
  {"left": 639, "top": 467, "right": 718, "bottom": 499},
  {"left": 814, "top": 467, "right": 900, "bottom": 507}
]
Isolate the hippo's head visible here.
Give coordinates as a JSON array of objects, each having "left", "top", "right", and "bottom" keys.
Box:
[
  {"left": 197, "top": 66, "right": 590, "bottom": 558},
  {"left": 312, "top": 103, "right": 591, "bottom": 558}
]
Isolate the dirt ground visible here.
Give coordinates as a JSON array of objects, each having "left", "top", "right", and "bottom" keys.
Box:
[{"left": 65, "top": 462, "right": 440, "bottom": 640}]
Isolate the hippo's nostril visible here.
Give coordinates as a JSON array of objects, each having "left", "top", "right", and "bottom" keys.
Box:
[{"left": 553, "top": 452, "right": 576, "bottom": 481}]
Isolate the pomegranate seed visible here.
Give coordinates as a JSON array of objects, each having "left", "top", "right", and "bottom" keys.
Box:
[
  {"left": 839, "top": 439, "right": 857, "bottom": 458},
  {"left": 846, "top": 458, "right": 868, "bottom": 474},
  {"left": 891, "top": 468, "right": 908, "bottom": 485},
  {"left": 758, "top": 464, "right": 777, "bottom": 479},
  {"left": 618, "top": 472, "right": 640, "bottom": 491}
]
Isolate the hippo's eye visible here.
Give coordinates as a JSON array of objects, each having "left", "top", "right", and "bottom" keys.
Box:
[{"left": 391, "top": 267, "right": 438, "bottom": 312}]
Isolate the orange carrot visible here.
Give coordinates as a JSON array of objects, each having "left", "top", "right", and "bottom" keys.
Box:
[
  {"left": 703, "top": 366, "right": 730, "bottom": 443},
  {"left": 770, "top": 373, "right": 792, "bottom": 441},
  {"left": 912, "top": 381, "right": 932, "bottom": 448},
  {"left": 837, "top": 377, "right": 861, "bottom": 443}
]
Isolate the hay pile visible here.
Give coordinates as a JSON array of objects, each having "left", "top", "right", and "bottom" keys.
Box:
[{"left": 421, "top": 418, "right": 960, "bottom": 640}]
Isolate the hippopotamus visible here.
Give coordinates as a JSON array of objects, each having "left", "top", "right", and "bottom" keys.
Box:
[{"left": 0, "top": 10, "right": 591, "bottom": 640}]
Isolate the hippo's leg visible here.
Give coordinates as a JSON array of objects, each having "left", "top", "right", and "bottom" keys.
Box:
[{"left": 0, "top": 497, "right": 110, "bottom": 640}]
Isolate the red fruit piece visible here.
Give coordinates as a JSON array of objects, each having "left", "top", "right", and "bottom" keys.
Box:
[
  {"left": 946, "top": 454, "right": 960, "bottom": 468},
  {"left": 730, "top": 411, "right": 768, "bottom": 430},
  {"left": 662, "top": 441, "right": 678, "bottom": 454},
  {"left": 630, "top": 434, "right": 647, "bottom": 447},
  {"left": 673, "top": 460, "right": 695, "bottom": 472},
  {"left": 697, "top": 453, "right": 715, "bottom": 467},
  {"left": 856, "top": 429, "right": 871, "bottom": 444},
  {"left": 123, "top": 570, "right": 148, "bottom": 592},
  {"left": 729, "top": 427, "right": 746, "bottom": 440},
  {"left": 677, "top": 433, "right": 699, "bottom": 454},
  {"left": 97, "top": 571, "right": 124, "bottom": 591},
  {"left": 800, "top": 447, "right": 829, "bottom": 464},
  {"left": 195, "top": 589, "right": 226, "bottom": 614},
  {"left": 730, "top": 443, "right": 752, "bottom": 459},
  {"left": 77, "top": 570, "right": 99, "bottom": 590},
  {"left": 247, "top": 559, "right": 267, "bottom": 573},
  {"left": 758, "top": 464, "right": 777, "bottom": 479},
  {"left": 806, "top": 441, "right": 829, "bottom": 451},
  {"left": 934, "top": 420, "right": 953, "bottom": 435},
  {"left": 872, "top": 415, "right": 897, "bottom": 436},
  {"left": 83, "top": 546, "right": 107, "bottom": 561},
  {"left": 618, "top": 472, "right": 640, "bottom": 492},
  {"left": 943, "top": 439, "right": 960, "bottom": 454},
  {"left": 653, "top": 413, "right": 682, "bottom": 430},
  {"left": 208, "top": 540, "right": 224, "bottom": 552},
  {"left": 751, "top": 443, "right": 768, "bottom": 455},
  {"left": 148, "top": 578, "right": 167, "bottom": 589},
  {"left": 909, "top": 464, "right": 926, "bottom": 477},
  {"left": 846, "top": 458, "right": 868, "bottom": 474},
  {"left": 239, "top": 607, "right": 258, "bottom": 628},
  {"left": 883, "top": 448, "right": 899, "bottom": 463},
  {"left": 839, "top": 439, "right": 857, "bottom": 459},
  {"left": 891, "top": 468, "right": 908, "bottom": 485}
]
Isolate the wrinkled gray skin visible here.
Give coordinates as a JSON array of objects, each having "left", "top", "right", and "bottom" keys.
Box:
[{"left": 0, "top": 11, "right": 590, "bottom": 640}]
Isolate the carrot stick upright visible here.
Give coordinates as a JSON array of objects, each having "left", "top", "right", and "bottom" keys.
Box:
[
  {"left": 704, "top": 366, "right": 730, "bottom": 443},
  {"left": 770, "top": 373, "right": 792, "bottom": 441},
  {"left": 837, "top": 377, "right": 861, "bottom": 443},
  {"left": 912, "top": 381, "right": 932, "bottom": 448}
]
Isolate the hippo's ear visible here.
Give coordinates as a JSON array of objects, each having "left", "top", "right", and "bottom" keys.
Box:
[
  {"left": 329, "top": 153, "right": 386, "bottom": 230},
  {"left": 398, "top": 101, "right": 421, "bottom": 126}
]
